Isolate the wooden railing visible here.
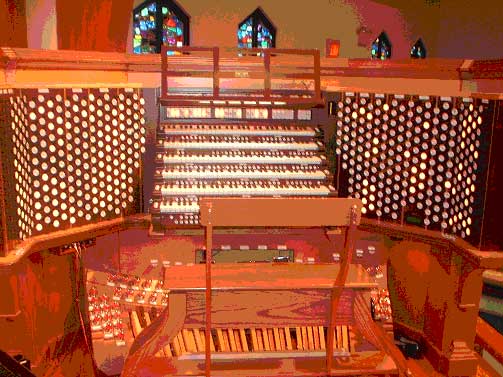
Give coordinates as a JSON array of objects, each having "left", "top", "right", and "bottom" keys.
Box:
[
  {"left": 1, "top": 47, "right": 503, "bottom": 98},
  {"left": 475, "top": 317, "right": 503, "bottom": 364},
  {"left": 475, "top": 317, "right": 503, "bottom": 368},
  {"left": 0, "top": 214, "right": 150, "bottom": 376},
  {"left": 359, "top": 218, "right": 503, "bottom": 376}
]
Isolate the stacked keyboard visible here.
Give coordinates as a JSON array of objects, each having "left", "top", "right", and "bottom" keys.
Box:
[{"left": 151, "top": 122, "right": 335, "bottom": 227}]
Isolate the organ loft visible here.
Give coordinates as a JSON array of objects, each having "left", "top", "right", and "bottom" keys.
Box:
[{"left": 1, "top": 0, "right": 503, "bottom": 376}]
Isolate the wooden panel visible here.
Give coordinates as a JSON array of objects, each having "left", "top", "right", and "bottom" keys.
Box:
[
  {"left": 165, "top": 263, "right": 376, "bottom": 291},
  {"left": 0, "top": 0, "right": 27, "bottom": 48},
  {"left": 359, "top": 218, "right": 503, "bottom": 270},
  {"left": 199, "top": 197, "right": 361, "bottom": 227},
  {"left": 0, "top": 268, "right": 20, "bottom": 316},
  {"left": 185, "top": 289, "right": 356, "bottom": 328},
  {"left": 476, "top": 317, "right": 503, "bottom": 366},
  {"left": 56, "top": 0, "right": 133, "bottom": 52},
  {"left": 0, "top": 214, "right": 150, "bottom": 266}
]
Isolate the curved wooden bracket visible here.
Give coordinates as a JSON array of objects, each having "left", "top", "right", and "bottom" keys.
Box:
[{"left": 122, "top": 293, "right": 187, "bottom": 377}]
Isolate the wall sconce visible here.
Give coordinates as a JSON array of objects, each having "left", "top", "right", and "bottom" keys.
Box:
[{"left": 326, "top": 39, "right": 340, "bottom": 58}]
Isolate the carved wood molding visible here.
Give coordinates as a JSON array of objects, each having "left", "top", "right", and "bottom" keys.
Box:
[{"left": 1, "top": 47, "right": 502, "bottom": 82}]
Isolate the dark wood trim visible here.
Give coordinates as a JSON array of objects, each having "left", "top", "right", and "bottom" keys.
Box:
[
  {"left": 3, "top": 47, "right": 500, "bottom": 83},
  {"left": 0, "top": 214, "right": 150, "bottom": 266},
  {"left": 326, "top": 206, "right": 357, "bottom": 372},
  {"left": 475, "top": 316, "right": 503, "bottom": 367},
  {"left": 205, "top": 218, "right": 213, "bottom": 376},
  {"left": 358, "top": 218, "right": 503, "bottom": 270}
]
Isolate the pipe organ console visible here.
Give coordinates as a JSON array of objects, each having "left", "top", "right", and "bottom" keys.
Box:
[
  {"left": 1, "top": 46, "right": 503, "bottom": 377},
  {"left": 151, "top": 122, "right": 335, "bottom": 228}
]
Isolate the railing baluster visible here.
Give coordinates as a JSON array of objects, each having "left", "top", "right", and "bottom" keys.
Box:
[
  {"left": 264, "top": 50, "right": 271, "bottom": 99},
  {"left": 161, "top": 46, "right": 167, "bottom": 98},
  {"left": 314, "top": 49, "right": 321, "bottom": 101},
  {"left": 213, "top": 47, "right": 219, "bottom": 99}
]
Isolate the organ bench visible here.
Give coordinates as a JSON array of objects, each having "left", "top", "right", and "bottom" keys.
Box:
[
  {"left": 123, "top": 197, "right": 409, "bottom": 376},
  {"left": 123, "top": 262, "right": 400, "bottom": 376}
]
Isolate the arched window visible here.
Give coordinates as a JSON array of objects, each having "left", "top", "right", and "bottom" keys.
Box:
[
  {"left": 371, "top": 31, "right": 391, "bottom": 60},
  {"left": 410, "top": 38, "right": 426, "bottom": 59},
  {"left": 133, "top": 0, "right": 189, "bottom": 54},
  {"left": 238, "top": 8, "right": 276, "bottom": 49}
]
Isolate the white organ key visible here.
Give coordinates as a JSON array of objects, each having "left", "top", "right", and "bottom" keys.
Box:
[
  {"left": 153, "top": 121, "right": 333, "bottom": 227},
  {"left": 161, "top": 124, "right": 316, "bottom": 137},
  {"left": 162, "top": 140, "right": 319, "bottom": 151},
  {"left": 159, "top": 201, "right": 199, "bottom": 214},
  {"left": 159, "top": 183, "right": 331, "bottom": 197},
  {"left": 160, "top": 168, "right": 327, "bottom": 180},
  {"left": 162, "top": 153, "right": 322, "bottom": 165}
]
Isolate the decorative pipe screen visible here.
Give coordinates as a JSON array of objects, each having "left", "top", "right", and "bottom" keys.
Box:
[
  {"left": 331, "top": 92, "right": 493, "bottom": 244},
  {"left": 0, "top": 88, "right": 146, "bottom": 240}
]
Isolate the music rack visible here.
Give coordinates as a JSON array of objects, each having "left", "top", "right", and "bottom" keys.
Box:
[
  {"left": 159, "top": 46, "right": 323, "bottom": 108},
  {"left": 152, "top": 47, "right": 335, "bottom": 230}
]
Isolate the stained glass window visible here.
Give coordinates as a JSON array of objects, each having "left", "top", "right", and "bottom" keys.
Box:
[
  {"left": 257, "top": 22, "right": 273, "bottom": 48},
  {"left": 237, "top": 8, "right": 276, "bottom": 49},
  {"left": 410, "top": 38, "right": 426, "bottom": 59},
  {"left": 133, "top": 0, "right": 189, "bottom": 54},
  {"left": 238, "top": 17, "right": 253, "bottom": 48},
  {"left": 371, "top": 31, "right": 392, "bottom": 60},
  {"left": 133, "top": 2, "right": 157, "bottom": 54},
  {"left": 162, "top": 6, "right": 184, "bottom": 48}
]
